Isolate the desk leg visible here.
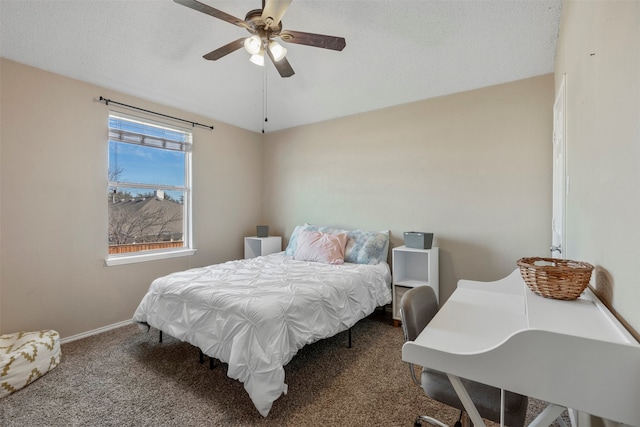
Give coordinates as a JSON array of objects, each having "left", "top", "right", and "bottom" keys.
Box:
[
  {"left": 500, "top": 388, "right": 505, "bottom": 427},
  {"left": 528, "top": 403, "right": 566, "bottom": 427},
  {"left": 447, "top": 374, "right": 486, "bottom": 427}
]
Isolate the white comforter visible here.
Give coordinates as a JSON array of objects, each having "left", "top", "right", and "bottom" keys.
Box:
[{"left": 132, "top": 252, "right": 392, "bottom": 416}]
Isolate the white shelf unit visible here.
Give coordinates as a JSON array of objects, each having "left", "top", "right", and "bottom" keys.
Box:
[
  {"left": 244, "top": 236, "right": 282, "bottom": 259},
  {"left": 392, "top": 245, "right": 439, "bottom": 322}
]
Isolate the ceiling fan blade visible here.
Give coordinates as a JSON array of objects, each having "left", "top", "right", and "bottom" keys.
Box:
[
  {"left": 174, "top": 0, "right": 247, "bottom": 29},
  {"left": 203, "top": 38, "right": 246, "bottom": 61},
  {"left": 266, "top": 48, "right": 295, "bottom": 78},
  {"left": 279, "top": 30, "right": 346, "bottom": 51},
  {"left": 261, "top": 0, "right": 292, "bottom": 30}
]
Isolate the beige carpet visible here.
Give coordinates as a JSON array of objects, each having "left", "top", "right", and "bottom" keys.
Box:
[{"left": 0, "top": 311, "right": 567, "bottom": 426}]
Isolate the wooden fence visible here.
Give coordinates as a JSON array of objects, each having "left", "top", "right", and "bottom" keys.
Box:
[{"left": 108, "top": 241, "right": 184, "bottom": 254}]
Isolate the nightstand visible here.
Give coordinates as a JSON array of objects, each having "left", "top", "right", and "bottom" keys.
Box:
[
  {"left": 244, "top": 236, "right": 282, "bottom": 259},
  {"left": 391, "top": 246, "right": 439, "bottom": 326}
]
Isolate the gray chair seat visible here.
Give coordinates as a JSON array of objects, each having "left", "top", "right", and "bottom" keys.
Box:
[{"left": 422, "top": 368, "right": 528, "bottom": 426}]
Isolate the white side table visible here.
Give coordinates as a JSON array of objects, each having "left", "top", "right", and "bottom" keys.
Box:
[
  {"left": 244, "top": 236, "right": 282, "bottom": 259},
  {"left": 392, "top": 246, "right": 439, "bottom": 326}
]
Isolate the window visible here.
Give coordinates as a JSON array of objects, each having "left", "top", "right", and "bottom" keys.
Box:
[{"left": 106, "top": 113, "right": 193, "bottom": 265}]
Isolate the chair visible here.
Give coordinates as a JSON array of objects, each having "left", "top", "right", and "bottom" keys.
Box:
[{"left": 400, "top": 286, "right": 529, "bottom": 427}]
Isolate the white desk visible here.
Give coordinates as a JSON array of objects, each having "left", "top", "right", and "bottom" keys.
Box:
[{"left": 402, "top": 269, "right": 640, "bottom": 426}]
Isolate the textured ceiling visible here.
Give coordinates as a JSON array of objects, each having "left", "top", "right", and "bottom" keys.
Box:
[{"left": 0, "top": 0, "right": 562, "bottom": 133}]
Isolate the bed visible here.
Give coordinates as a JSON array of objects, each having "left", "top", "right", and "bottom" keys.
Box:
[{"left": 132, "top": 225, "right": 392, "bottom": 416}]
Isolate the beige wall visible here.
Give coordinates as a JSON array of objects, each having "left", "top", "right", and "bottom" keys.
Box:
[
  {"left": 0, "top": 59, "right": 263, "bottom": 338},
  {"left": 262, "top": 74, "right": 554, "bottom": 302},
  {"left": 555, "top": 0, "right": 640, "bottom": 336}
]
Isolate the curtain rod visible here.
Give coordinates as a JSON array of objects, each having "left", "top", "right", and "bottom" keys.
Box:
[{"left": 98, "top": 96, "right": 214, "bottom": 130}]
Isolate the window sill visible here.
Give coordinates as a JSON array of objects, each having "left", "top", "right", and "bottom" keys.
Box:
[{"left": 105, "top": 248, "right": 196, "bottom": 266}]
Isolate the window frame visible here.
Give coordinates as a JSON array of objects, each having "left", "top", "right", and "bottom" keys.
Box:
[{"left": 105, "top": 111, "right": 195, "bottom": 266}]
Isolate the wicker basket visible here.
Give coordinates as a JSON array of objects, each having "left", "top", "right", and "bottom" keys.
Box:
[{"left": 517, "top": 257, "right": 594, "bottom": 300}]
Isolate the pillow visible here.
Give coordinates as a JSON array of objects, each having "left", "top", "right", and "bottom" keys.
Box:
[
  {"left": 284, "top": 224, "right": 307, "bottom": 256},
  {"left": 344, "top": 229, "right": 389, "bottom": 265},
  {"left": 293, "top": 231, "right": 348, "bottom": 265},
  {"left": 285, "top": 224, "right": 389, "bottom": 265},
  {"left": 379, "top": 230, "right": 390, "bottom": 262}
]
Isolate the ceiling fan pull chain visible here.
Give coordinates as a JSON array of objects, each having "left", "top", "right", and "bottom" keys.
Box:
[{"left": 262, "top": 68, "right": 268, "bottom": 133}]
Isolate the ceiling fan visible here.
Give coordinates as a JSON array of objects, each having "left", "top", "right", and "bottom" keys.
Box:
[{"left": 174, "top": 0, "right": 346, "bottom": 78}]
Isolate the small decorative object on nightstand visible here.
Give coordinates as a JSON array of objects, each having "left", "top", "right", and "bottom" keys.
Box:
[
  {"left": 392, "top": 245, "right": 439, "bottom": 327},
  {"left": 256, "top": 225, "right": 269, "bottom": 238},
  {"left": 244, "top": 236, "right": 282, "bottom": 259}
]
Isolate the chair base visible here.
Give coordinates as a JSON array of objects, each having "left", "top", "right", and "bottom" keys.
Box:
[
  {"left": 414, "top": 415, "right": 449, "bottom": 427},
  {"left": 415, "top": 411, "right": 470, "bottom": 427},
  {"left": 413, "top": 411, "right": 473, "bottom": 427}
]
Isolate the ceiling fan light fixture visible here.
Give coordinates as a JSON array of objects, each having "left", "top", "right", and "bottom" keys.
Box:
[
  {"left": 249, "top": 51, "right": 265, "bottom": 67},
  {"left": 244, "top": 35, "right": 262, "bottom": 55},
  {"left": 268, "top": 41, "right": 287, "bottom": 62}
]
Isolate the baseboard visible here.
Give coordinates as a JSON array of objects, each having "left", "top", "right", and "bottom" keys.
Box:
[{"left": 60, "top": 319, "right": 134, "bottom": 344}]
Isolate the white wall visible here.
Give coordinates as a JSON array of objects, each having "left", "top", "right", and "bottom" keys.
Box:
[
  {"left": 262, "top": 74, "right": 554, "bottom": 302},
  {"left": 555, "top": 0, "right": 640, "bottom": 337},
  {"left": 0, "top": 59, "right": 264, "bottom": 338},
  {"left": 4, "top": 0, "right": 637, "bottom": 345}
]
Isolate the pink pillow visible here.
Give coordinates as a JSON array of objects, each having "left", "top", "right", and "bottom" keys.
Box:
[{"left": 293, "top": 231, "right": 348, "bottom": 265}]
